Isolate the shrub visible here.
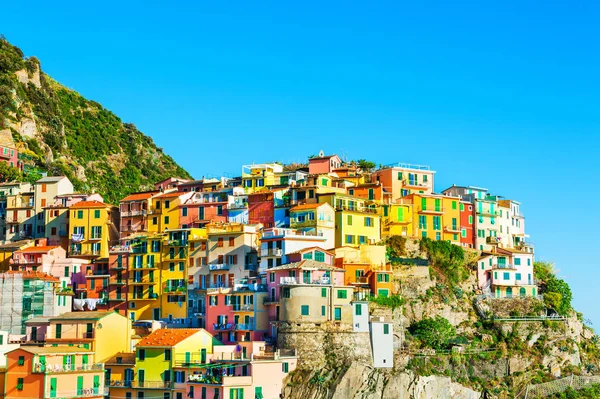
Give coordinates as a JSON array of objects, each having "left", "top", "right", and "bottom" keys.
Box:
[{"left": 409, "top": 316, "right": 456, "bottom": 349}]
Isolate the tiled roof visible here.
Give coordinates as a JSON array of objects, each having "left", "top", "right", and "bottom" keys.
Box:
[
  {"left": 289, "top": 203, "right": 326, "bottom": 211},
  {"left": 136, "top": 329, "right": 201, "bottom": 347},
  {"left": 70, "top": 200, "right": 108, "bottom": 208},
  {"left": 35, "top": 176, "right": 66, "bottom": 183},
  {"left": 3, "top": 270, "right": 59, "bottom": 282},
  {"left": 17, "top": 245, "right": 60, "bottom": 253},
  {"left": 15, "top": 346, "right": 92, "bottom": 355},
  {"left": 49, "top": 311, "right": 115, "bottom": 321},
  {"left": 155, "top": 191, "right": 186, "bottom": 199},
  {"left": 121, "top": 192, "right": 157, "bottom": 202}
]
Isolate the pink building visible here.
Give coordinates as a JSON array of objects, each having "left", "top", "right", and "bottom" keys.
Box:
[
  {"left": 174, "top": 341, "right": 297, "bottom": 399},
  {"left": 119, "top": 191, "right": 157, "bottom": 236},
  {"left": 180, "top": 191, "right": 229, "bottom": 228},
  {"left": 10, "top": 245, "right": 67, "bottom": 272},
  {"left": 154, "top": 177, "right": 190, "bottom": 192},
  {"left": 204, "top": 279, "right": 269, "bottom": 344},
  {"left": 0, "top": 129, "right": 19, "bottom": 169},
  {"left": 308, "top": 153, "right": 342, "bottom": 174},
  {"left": 287, "top": 247, "right": 335, "bottom": 265}
]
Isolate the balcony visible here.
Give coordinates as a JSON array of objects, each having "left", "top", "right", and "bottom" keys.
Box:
[
  {"left": 209, "top": 264, "right": 230, "bottom": 271},
  {"left": 263, "top": 297, "right": 279, "bottom": 305},
  {"left": 492, "top": 263, "right": 517, "bottom": 270},
  {"left": 5, "top": 216, "right": 25, "bottom": 223},
  {"left": 279, "top": 276, "right": 331, "bottom": 285},
  {"left": 110, "top": 264, "right": 126, "bottom": 271},
  {"left": 444, "top": 225, "right": 461, "bottom": 233},
  {"left": 33, "top": 362, "right": 104, "bottom": 374},
  {"left": 120, "top": 210, "right": 148, "bottom": 217},
  {"left": 164, "top": 287, "right": 187, "bottom": 294},
  {"left": 47, "top": 388, "right": 109, "bottom": 398},
  {"left": 213, "top": 323, "right": 235, "bottom": 331},
  {"left": 231, "top": 304, "right": 254, "bottom": 312},
  {"left": 486, "top": 236, "right": 499, "bottom": 244},
  {"left": 165, "top": 239, "right": 188, "bottom": 247},
  {"left": 109, "top": 245, "right": 131, "bottom": 254},
  {"left": 107, "top": 295, "right": 125, "bottom": 302},
  {"left": 147, "top": 209, "right": 162, "bottom": 215},
  {"left": 403, "top": 179, "right": 429, "bottom": 189},
  {"left": 351, "top": 276, "right": 369, "bottom": 285},
  {"left": 228, "top": 201, "right": 248, "bottom": 210},
  {"left": 335, "top": 205, "right": 378, "bottom": 214},
  {"left": 418, "top": 207, "right": 444, "bottom": 215},
  {"left": 261, "top": 248, "right": 283, "bottom": 257},
  {"left": 479, "top": 210, "right": 499, "bottom": 217},
  {"left": 234, "top": 323, "right": 255, "bottom": 330},
  {"left": 187, "top": 375, "right": 253, "bottom": 386},
  {"left": 110, "top": 381, "right": 172, "bottom": 389},
  {"left": 129, "top": 279, "right": 155, "bottom": 285},
  {"left": 289, "top": 220, "right": 317, "bottom": 229}
]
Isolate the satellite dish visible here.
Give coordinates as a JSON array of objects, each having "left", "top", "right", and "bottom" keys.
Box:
[
  {"left": 318, "top": 150, "right": 324, "bottom": 157},
  {"left": 97, "top": 323, "right": 103, "bottom": 329}
]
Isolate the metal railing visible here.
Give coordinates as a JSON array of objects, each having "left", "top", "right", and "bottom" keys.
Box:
[
  {"left": 108, "top": 381, "right": 172, "bottom": 389},
  {"left": 209, "top": 264, "right": 230, "bottom": 271},
  {"left": 231, "top": 304, "right": 254, "bottom": 312},
  {"left": 51, "top": 387, "right": 109, "bottom": 398},
  {"left": 32, "top": 362, "right": 103, "bottom": 373}
]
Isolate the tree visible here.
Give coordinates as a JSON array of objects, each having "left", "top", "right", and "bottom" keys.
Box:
[
  {"left": 357, "top": 159, "right": 376, "bottom": 171},
  {"left": 409, "top": 316, "right": 456, "bottom": 349},
  {"left": 0, "top": 162, "right": 22, "bottom": 182},
  {"left": 545, "top": 277, "right": 572, "bottom": 315}
]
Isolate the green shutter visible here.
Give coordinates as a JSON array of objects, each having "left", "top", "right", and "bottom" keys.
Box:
[
  {"left": 77, "top": 376, "right": 83, "bottom": 395},
  {"left": 421, "top": 198, "right": 427, "bottom": 210}
]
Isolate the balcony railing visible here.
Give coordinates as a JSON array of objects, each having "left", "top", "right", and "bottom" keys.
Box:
[
  {"left": 486, "top": 236, "right": 499, "bottom": 244},
  {"left": 403, "top": 179, "right": 429, "bottom": 188},
  {"left": 228, "top": 201, "right": 248, "bottom": 210},
  {"left": 108, "top": 294, "right": 125, "bottom": 302},
  {"left": 444, "top": 225, "right": 461, "bottom": 233},
  {"left": 231, "top": 304, "right": 254, "bottom": 312},
  {"left": 33, "top": 362, "right": 103, "bottom": 374},
  {"left": 263, "top": 297, "right": 279, "bottom": 305},
  {"left": 492, "top": 263, "right": 516, "bottom": 270},
  {"left": 187, "top": 375, "right": 253, "bottom": 386},
  {"left": 279, "top": 276, "right": 331, "bottom": 285},
  {"left": 334, "top": 205, "right": 378, "bottom": 213},
  {"left": 234, "top": 323, "right": 255, "bottom": 330},
  {"left": 213, "top": 323, "right": 235, "bottom": 331},
  {"left": 120, "top": 210, "right": 148, "bottom": 217},
  {"left": 418, "top": 207, "right": 445, "bottom": 214},
  {"left": 108, "top": 381, "right": 172, "bottom": 389},
  {"left": 209, "top": 264, "right": 230, "bottom": 271},
  {"left": 261, "top": 248, "right": 282, "bottom": 257},
  {"left": 352, "top": 276, "right": 369, "bottom": 284},
  {"left": 49, "top": 387, "right": 109, "bottom": 398}
]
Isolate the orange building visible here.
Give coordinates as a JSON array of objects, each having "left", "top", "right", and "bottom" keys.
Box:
[
  {"left": 335, "top": 246, "right": 394, "bottom": 297},
  {"left": 5, "top": 346, "right": 105, "bottom": 399},
  {"left": 347, "top": 182, "right": 390, "bottom": 203}
]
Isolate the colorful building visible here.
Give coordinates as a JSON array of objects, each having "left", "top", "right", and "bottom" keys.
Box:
[
  {"left": 317, "top": 193, "right": 381, "bottom": 247},
  {"left": 371, "top": 163, "right": 435, "bottom": 200},
  {"left": 44, "top": 193, "right": 104, "bottom": 247},
  {"left": 148, "top": 191, "right": 193, "bottom": 234},
  {"left": 259, "top": 228, "right": 329, "bottom": 272},
  {"left": 334, "top": 245, "right": 393, "bottom": 297},
  {"left": 407, "top": 193, "right": 461, "bottom": 244},
  {"left": 476, "top": 247, "right": 537, "bottom": 298},
  {"left": 241, "top": 163, "right": 283, "bottom": 193},
  {"left": 381, "top": 203, "right": 413, "bottom": 238},
  {"left": 68, "top": 200, "right": 119, "bottom": 259},
  {"left": 289, "top": 203, "right": 335, "bottom": 249},
  {"left": 45, "top": 311, "right": 132, "bottom": 362},
  {"left": 247, "top": 188, "right": 289, "bottom": 228},
  {"left": 308, "top": 153, "right": 342, "bottom": 174},
  {"left": 4, "top": 346, "right": 106, "bottom": 399},
  {"left": 119, "top": 191, "right": 157, "bottom": 237},
  {"left": 459, "top": 200, "right": 475, "bottom": 248}
]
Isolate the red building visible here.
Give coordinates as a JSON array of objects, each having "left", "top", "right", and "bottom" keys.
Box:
[
  {"left": 0, "top": 129, "right": 19, "bottom": 169},
  {"left": 308, "top": 153, "right": 342, "bottom": 174},
  {"left": 119, "top": 191, "right": 157, "bottom": 237},
  {"left": 460, "top": 200, "right": 475, "bottom": 248},
  {"left": 180, "top": 191, "right": 228, "bottom": 228},
  {"left": 248, "top": 191, "right": 275, "bottom": 228}
]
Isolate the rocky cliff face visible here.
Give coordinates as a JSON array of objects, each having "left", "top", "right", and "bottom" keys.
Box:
[{"left": 0, "top": 36, "right": 191, "bottom": 203}]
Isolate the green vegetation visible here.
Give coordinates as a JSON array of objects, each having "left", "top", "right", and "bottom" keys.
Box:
[
  {"left": 535, "top": 261, "right": 573, "bottom": 315},
  {"left": 369, "top": 294, "right": 404, "bottom": 310},
  {"left": 420, "top": 237, "right": 470, "bottom": 285},
  {"left": 0, "top": 35, "right": 191, "bottom": 203},
  {"left": 408, "top": 316, "right": 456, "bottom": 349},
  {"left": 549, "top": 384, "right": 600, "bottom": 398}
]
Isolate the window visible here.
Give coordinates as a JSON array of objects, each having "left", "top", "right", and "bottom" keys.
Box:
[
  {"left": 138, "top": 349, "right": 145, "bottom": 360},
  {"left": 165, "top": 201, "right": 170, "bottom": 209},
  {"left": 217, "top": 238, "right": 223, "bottom": 247},
  {"left": 93, "top": 209, "right": 101, "bottom": 218},
  {"left": 433, "top": 216, "right": 441, "bottom": 230},
  {"left": 418, "top": 215, "right": 427, "bottom": 229},
  {"left": 321, "top": 288, "right": 327, "bottom": 298},
  {"left": 152, "top": 217, "right": 157, "bottom": 225},
  {"left": 77, "top": 210, "right": 84, "bottom": 219},
  {"left": 17, "top": 356, "right": 25, "bottom": 365},
  {"left": 55, "top": 324, "right": 62, "bottom": 338},
  {"left": 164, "top": 349, "right": 171, "bottom": 361},
  {"left": 468, "top": 215, "right": 473, "bottom": 224},
  {"left": 282, "top": 362, "right": 289, "bottom": 373},
  {"left": 514, "top": 258, "right": 521, "bottom": 266},
  {"left": 383, "top": 324, "right": 390, "bottom": 334},
  {"left": 337, "top": 290, "right": 347, "bottom": 299},
  {"left": 516, "top": 273, "right": 522, "bottom": 281},
  {"left": 321, "top": 305, "right": 326, "bottom": 316},
  {"left": 269, "top": 273, "right": 275, "bottom": 282},
  {"left": 364, "top": 217, "right": 373, "bottom": 227},
  {"left": 255, "top": 387, "right": 263, "bottom": 399},
  {"left": 355, "top": 303, "right": 362, "bottom": 315},
  {"left": 301, "top": 305, "right": 309, "bottom": 316},
  {"left": 461, "top": 229, "right": 467, "bottom": 238},
  {"left": 17, "top": 377, "right": 23, "bottom": 390},
  {"left": 334, "top": 307, "right": 342, "bottom": 321},
  {"left": 452, "top": 201, "right": 457, "bottom": 210},
  {"left": 282, "top": 287, "right": 290, "bottom": 298},
  {"left": 460, "top": 203, "right": 464, "bottom": 211},
  {"left": 503, "top": 272, "right": 510, "bottom": 280},
  {"left": 164, "top": 216, "right": 170, "bottom": 224},
  {"left": 228, "top": 237, "right": 235, "bottom": 246},
  {"left": 314, "top": 251, "right": 325, "bottom": 262},
  {"left": 345, "top": 235, "right": 355, "bottom": 244},
  {"left": 347, "top": 215, "right": 352, "bottom": 226},
  {"left": 182, "top": 207, "right": 188, "bottom": 217}
]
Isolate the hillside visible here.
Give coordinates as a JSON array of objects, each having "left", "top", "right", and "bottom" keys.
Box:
[
  {"left": 279, "top": 238, "right": 600, "bottom": 398},
  {"left": 0, "top": 36, "right": 191, "bottom": 203}
]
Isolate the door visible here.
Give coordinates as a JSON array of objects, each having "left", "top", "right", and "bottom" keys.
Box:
[
  {"left": 93, "top": 375, "right": 100, "bottom": 394},
  {"left": 82, "top": 354, "right": 88, "bottom": 368},
  {"left": 138, "top": 369, "right": 145, "bottom": 385},
  {"left": 31, "top": 326, "right": 37, "bottom": 341},
  {"left": 124, "top": 368, "right": 134, "bottom": 387},
  {"left": 77, "top": 376, "right": 84, "bottom": 395},
  {"left": 200, "top": 348, "right": 207, "bottom": 363},
  {"left": 50, "top": 378, "right": 57, "bottom": 398},
  {"left": 185, "top": 352, "right": 191, "bottom": 365},
  {"left": 153, "top": 308, "right": 160, "bottom": 320}
]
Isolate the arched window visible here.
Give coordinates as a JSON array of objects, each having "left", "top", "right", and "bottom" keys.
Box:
[
  {"left": 520, "top": 287, "right": 526, "bottom": 297},
  {"left": 506, "top": 287, "right": 513, "bottom": 298}
]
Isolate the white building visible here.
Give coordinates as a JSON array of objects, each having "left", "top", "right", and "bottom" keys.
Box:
[
  {"left": 352, "top": 301, "right": 369, "bottom": 333},
  {"left": 259, "top": 227, "right": 329, "bottom": 272},
  {"left": 370, "top": 316, "right": 393, "bottom": 368}
]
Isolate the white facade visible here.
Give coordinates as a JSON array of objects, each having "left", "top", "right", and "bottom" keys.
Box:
[
  {"left": 259, "top": 228, "right": 328, "bottom": 272},
  {"left": 0, "top": 330, "right": 20, "bottom": 367},
  {"left": 352, "top": 301, "right": 369, "bottom": 333},
  {"left": 370, "top": 317, "right": 393, "bottom": 368}
]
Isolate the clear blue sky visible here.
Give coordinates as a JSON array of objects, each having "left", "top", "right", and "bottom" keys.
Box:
[{"left": 3, "top": 1, "right": 599, "bottom": 325}]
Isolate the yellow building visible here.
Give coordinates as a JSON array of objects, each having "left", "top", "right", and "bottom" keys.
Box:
[
  {"left": 408, "top": 193, "right": 461, "bottom": 244},
  {"left": 147, "top": 192, "right": 192, "bottom": 234},
  {"left": 381, "top": 203, "right": 414, "bottom": 238},
  {"left": 109, "top": 329, "right": 215, "bottom": 399},
  {"left": 241, "top": 163, "right": 283, "bottom": 193},
  {"left": 317, "top": 193, "right": 381, "bottom": 247},
  {"left": 69, "top": 200, "right": 119, "bottom": 259},
  {"left": 46, "top": 311, "right": 132, "bottom": 363}
]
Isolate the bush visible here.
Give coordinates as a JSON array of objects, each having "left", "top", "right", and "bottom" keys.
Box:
[
  {"left": 420, "top": 238, "right": 469, "bottom": 285},
  {"left": 409, "top": 316, "right": 456, "bottom": 349},
  {"left": 370, "top": 294, "right": 404, "bottom": 310}
]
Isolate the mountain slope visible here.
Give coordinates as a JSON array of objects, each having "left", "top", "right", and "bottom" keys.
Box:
[{"left": 0, "top": 36, "right": 191, "bottom": 203}]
